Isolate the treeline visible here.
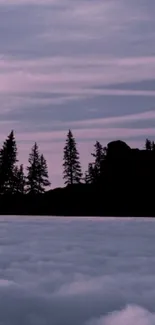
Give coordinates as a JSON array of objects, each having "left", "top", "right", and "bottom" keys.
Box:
[
  {"left": 0, "top": 129, "right": 155, "bottom": 195},
  {"left": 63, "top": 130, "right": 155, "bottom": 186},
  {"left": 0, "top": 129, "right": 155, "bottom": 216},
  {"left": 0, "top": 131, "right": 50, "bottom": 194},
  {"left": 63, "top": 130, "right": 107, "bottom": 185}
]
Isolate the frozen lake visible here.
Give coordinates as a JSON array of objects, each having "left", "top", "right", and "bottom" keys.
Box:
[{"left": 0, "top": 216, "right": 155, "bottom": 325}]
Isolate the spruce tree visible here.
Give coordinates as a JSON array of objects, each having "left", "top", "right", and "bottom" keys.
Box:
[
  {"left": 27, "top": 143, "right": 50, "bottom": 194},
  {"left": 38, "top": 154, "right": 51, "bottom": 193},
  {"left": 63, "top": 130, "right": 82, "bottom": 185},
  {"left": 145, "top": 139, "right": 152, "bottom": 151},
  {"left": 85, "top": 163, "right": 97, "bottom": 184},
  {"left": 27, "top": 142, "right": 40, "bottom": 194},
  {"left": 152, "top": 141, "right": 155, "bottom": 152},
  {"left": 13, "top": 164, "right": 25, "bottom": 194},
  {"left": 0, "top": 130, "right": 18, "bottom": 194},
  {"left": 91, "top": 141, "right": 106, "bottom": 181}
]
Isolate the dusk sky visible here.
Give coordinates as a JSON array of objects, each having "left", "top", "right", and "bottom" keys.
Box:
[{"left": 0, "top": 0, "right": 155, "bottom": 187}]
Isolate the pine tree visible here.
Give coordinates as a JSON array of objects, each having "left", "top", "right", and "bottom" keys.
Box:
[
  {"left": 152, "top": 141, "right": 155, "bottom": 152},
  {"left": 63, "top": 130, "right": 82, "bottom": 185},
  {"left": 13, "top": 164, "right": 25, "bottom": 194},
  {"left": 91, "top": 141, "right": 106, "bottom": 181},
  {"left": 0, "top": 130, "right": 18, "bottom": 194},
  {"left": 27, "top": 142, "right": 40, "bottom": 194},
  {"left": 145, "top": 139, "right": 152, "bottom": 151},
  {"left": 38, "top": 154, "right": 51, "bottom": 193},
  {"left": 27, "top": 143, "right": 50, "bottom": 194},
  {"left": 85, "top": 163, "right": 97, "bottom": 184}
]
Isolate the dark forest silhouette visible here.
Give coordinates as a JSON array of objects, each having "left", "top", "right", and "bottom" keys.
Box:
[{"left": 0, "top": 129, "right": 155, "bottom": 216}]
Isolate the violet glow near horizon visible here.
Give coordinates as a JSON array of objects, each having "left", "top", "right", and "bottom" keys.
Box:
[{"left": 0, "top": 0, "right": 155, "bottom": 187}]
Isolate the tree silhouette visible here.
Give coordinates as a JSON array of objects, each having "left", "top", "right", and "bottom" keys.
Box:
[
  {"left": 152, "top": 141, "right": 155, "bottom": 152},
  {"left": 85, "top": 163, "right": 97, "bottom": 184},
  {"left": 27, "top": 143, "right": 50, "bottom": 194},
  {"left": 0, "top": 130, "right": 18, "bottom": 194},
  {"left": 14, "top": 164, "right": 25, "bottom": 194},
  {"left": 145, "top": 139, "right": 152, "bottom": 151},
  {"left": 91, "top": 141, "right": 106, "bottom": 182},
  {"left": 27, "top": 142, "right": 40, "bottom": 194},
  {"left": 63, "top": 130, "right": 82, "bottom": 185},
  {"left": 38, "top": 154, "right": 51, "bottom": 193}
]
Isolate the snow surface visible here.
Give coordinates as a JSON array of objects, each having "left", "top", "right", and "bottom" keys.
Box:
[{"left": 0, "top": 216, "right": 155, "bottom": 324}]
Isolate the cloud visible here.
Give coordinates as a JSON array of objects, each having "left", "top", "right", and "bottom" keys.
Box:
[
  {"left": 1, "top": 56, "right": 155, "bottom": 97},
  {"left": 0, "top": 279, "right": 15, "bottom": 287},
  {"left": 0, "top": 0, "right": 59, "bottom": 4},
  {"left": 0, "top": 217, "right": 155, "bottom": 324},
  {"left": 66, "top": 111, "right": 155, "bottom": 128},
  {"left": 88, "top": 305, "right": 155, "bottom": 325},
  {"left": 14, "top": 127, "right": 155, "bottom": 143}
]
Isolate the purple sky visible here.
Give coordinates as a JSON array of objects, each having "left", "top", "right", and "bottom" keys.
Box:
[{"left": 0, "top": 0, "right": 155, "bottom": 187}]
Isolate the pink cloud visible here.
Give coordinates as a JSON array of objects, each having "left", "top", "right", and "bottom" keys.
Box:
[
  {"left": 0, "top": 55, "right": 155, "bottom": 99},
  {"left": 12, "top": 128, "right": 155, "bottom": 143},
  {"left": 64, "top": 111, "right": 155, "bottom": 128}
]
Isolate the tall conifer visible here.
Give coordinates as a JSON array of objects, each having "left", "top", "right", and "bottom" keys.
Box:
[
  {"left": 0, "top": 130, "right": 18, "bottom": 193},
  {"left": 63, "top": 130, "right": 82, "bottom": 185}
]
